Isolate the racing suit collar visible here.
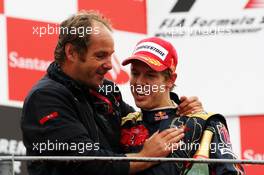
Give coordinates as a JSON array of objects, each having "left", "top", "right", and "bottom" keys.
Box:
[{"left": 141, "top": 107, "right": 177, "bottom": 124}]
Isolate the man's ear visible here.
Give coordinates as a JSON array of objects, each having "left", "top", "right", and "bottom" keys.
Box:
[
  {"left": 167, "top": 73, "right": 177, "bottom": 89},
  {"left": 65, "top": 43, "right": 77, "bottom": 62}
]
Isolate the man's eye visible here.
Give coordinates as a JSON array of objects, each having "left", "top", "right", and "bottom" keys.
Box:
[
  {"left": 147, "top": 74, "right": 155, "bottom": 78},
  {"left": 96, "top": 52, "right": 107, "bottom": 59}
]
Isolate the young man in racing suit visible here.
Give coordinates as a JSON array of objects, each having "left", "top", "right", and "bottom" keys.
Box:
[{"left": 119, "top": 37, "right": 245, "bottom": 175}]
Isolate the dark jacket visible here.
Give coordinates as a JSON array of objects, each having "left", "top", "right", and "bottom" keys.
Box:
[
  {"left": 21, "top": 62, "right": 134, "bottom": 175},
  {"left": 120, "top": 99, "right": 245, "bottom": 175}
]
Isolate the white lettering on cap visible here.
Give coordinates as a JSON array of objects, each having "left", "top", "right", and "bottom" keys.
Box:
[{"left": 133, "top": 42, "right": 169, "bottom": 61}]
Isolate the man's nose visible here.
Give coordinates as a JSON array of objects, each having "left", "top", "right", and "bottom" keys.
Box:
[
  {"left": 103, "top": 57, "right": 113, "bottom": 70},
  {"left": 135, "top": 74, "right": 146, "bottom": 85}
]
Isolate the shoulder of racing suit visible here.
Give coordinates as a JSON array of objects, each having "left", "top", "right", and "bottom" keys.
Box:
[{"left": 186, "top": 112, "right": 228, "bottom": 130}]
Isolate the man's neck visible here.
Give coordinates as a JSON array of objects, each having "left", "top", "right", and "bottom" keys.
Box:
[{"left": 147, "top": 100, "right": 178, "bottom": 111}]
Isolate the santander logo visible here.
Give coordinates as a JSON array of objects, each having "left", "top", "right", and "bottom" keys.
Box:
[
  {"left": 105, "top": 54, "right": 130, "bottom": 84},
  {"left": 9, "top": 51, "right": 51, "bottom": 71},
  {"left": 8, "top": 51, "right": 52, "bottom": 101},
  {"left": 8, "top": 51, "right": 129, "bottom": 84},
  {"left": 243, "top": 149, "right": 264, "bottom": 160}
]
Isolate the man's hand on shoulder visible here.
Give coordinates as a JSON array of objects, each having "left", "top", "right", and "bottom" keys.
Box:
[{"left": 178, "top": 96, "right": 204, "bottom": 116}]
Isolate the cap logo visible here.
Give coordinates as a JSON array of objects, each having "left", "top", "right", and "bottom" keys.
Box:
[
  {"left": 141, "top": 56, "right": 162, "bottom": 66},
  {"left": 133, "top": 42, "right": 169, "bottom": 61}
]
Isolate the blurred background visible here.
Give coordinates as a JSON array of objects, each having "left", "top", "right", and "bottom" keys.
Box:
[{"left": 0, "top": 0, "right": 263, "bottom": 174}]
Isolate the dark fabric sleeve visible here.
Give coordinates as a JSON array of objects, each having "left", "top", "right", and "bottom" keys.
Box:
[
  {"left": 21, "top": 88, "right": 129, "bottom": 175},
  {"left": 207, "top": 117, "right": 245, "bottom": 175},
  {"left": 119, "top": 96, "right": 135, "bottom": 117},
  {"left": 99, "top": 79, "right": 135, "bottom": 117},
  {"left": 111, "top": 82, "right": 135, "bottom": 117}
]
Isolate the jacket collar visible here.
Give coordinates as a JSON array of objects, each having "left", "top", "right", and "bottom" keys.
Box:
[{"left": 47, "top": 61, "right": 89, "bottom": 94}]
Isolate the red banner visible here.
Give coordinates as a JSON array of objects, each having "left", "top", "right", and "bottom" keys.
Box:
[
  {"left": 240, "top": 115, "right": 264, "bottom": 174},
  {"left": 0, "top": 0, "right": 3, "bottom": 14},
  {"left": 78, "top": 0, "right": 147, "bottom": 34},
  {"left": 7, "top": 17, "right": 57, "bottom": 101}
]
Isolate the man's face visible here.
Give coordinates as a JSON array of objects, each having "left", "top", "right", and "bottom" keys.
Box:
[
  {"left": 130, "top": 61, "right": 171, "bottom": 110},
  {"left": 73, "top": 22, "right": 114, "bottom": 88}
]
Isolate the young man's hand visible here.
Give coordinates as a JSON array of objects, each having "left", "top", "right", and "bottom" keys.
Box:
[
  {"left": 139, "top": 127, "right": 184, "bottom": 157},
  {"left": 127, "top": 127, "right": 184, "bottom": 174}
]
